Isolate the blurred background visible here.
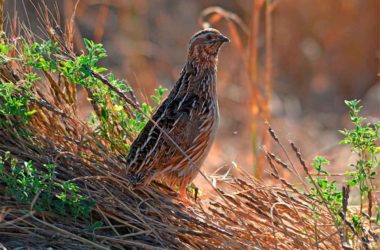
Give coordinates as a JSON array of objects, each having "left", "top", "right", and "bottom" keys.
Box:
[{"left": 4, "top": 0, "right": 380, "bottom": 187}]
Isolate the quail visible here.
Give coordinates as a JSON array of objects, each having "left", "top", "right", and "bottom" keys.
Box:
[{"left": 126, "top": 28, "right": 229, "bottom": 198}]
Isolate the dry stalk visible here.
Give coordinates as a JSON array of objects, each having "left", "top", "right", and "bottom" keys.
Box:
[
  {"left": 268, "top": 124, "right": 309, "bottom": 191},
  {"left": 0, "top": 0, "right": 3, "bottom": 32}
]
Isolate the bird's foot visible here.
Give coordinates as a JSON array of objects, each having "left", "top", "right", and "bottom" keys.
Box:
[{"left": 179, "top": 187, "right": 190, "bottom": 205}]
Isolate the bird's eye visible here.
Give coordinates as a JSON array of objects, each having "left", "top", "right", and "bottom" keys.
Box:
[{"left": 206, "top": 34, "right": 212, "bottom": 40}]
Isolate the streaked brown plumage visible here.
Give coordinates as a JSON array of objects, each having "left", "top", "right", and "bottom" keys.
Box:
[{"left": 126, "top": 28, "right": 229, "bottom": 197}]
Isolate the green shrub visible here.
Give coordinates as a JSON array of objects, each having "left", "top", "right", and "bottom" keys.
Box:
[
  {"left": 0, "top": 36, "right": 167, "bottom": 220},
  {"left": 0, "top": 152, "right": 93, "bottom": 218}
]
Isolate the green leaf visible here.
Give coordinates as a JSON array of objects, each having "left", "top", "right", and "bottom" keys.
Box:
[{"left": 25, "top": 110, "right": 37, "bottom": 117}]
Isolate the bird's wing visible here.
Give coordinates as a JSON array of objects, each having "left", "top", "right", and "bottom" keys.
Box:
[
  {"left": 125, "top": 68, "right": 199, "bottom": 185},
  {"left": 126, "top": 96, "right": 199, "bottom": 183}
]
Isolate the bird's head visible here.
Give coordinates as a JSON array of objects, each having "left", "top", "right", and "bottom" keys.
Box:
[{"left": 188, "top": 28, "right": 229, "bottom": 64}]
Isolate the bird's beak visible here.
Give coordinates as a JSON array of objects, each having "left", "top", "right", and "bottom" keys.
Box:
[{"left": 218, "top": 34, "right": 230, "bottom": 43}]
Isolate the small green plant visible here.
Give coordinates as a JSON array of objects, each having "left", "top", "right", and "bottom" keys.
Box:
[
  {"left": 307, "top": 99, "right": 379, "bottom": 247},
  {"left": 309, "top": 156, "right": 343, "bottom": 216},
  {"left": 340, "top": 100, "right": 379, "bottom": 194},
  {"left": 0, "top": 73, "right": 38, "bottom": 128},
  {"left": 0, "top": 152, "right": 94, "bottom": 219},
  {"left": 311, "top": 155, "right": 330, "bottom": 176},
  {"left": 339, "top": 99, "right": 379, "bottom": 233}
]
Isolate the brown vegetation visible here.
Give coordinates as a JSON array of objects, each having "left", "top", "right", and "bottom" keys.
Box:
[{"left": 0, "top": 0, "right": 379, "bottom": 249}]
